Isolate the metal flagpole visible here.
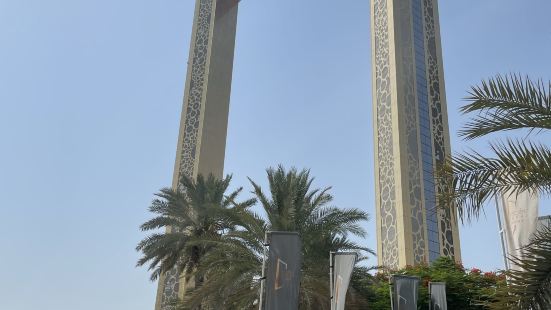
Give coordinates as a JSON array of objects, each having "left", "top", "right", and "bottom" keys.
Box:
[
  {"left": 388, "top": 276, "right": 394, "bottom": 310},
  {"left": 494, "top": 194, "right": 509, "bottom": 271},
  {"left": 259, "top": 232, "right": 269, "bottom": 310},
  {"left": 329, "top": 251, "right": 334, "bottom": 310},
  {"left": 428, "top": 282, "right": 432, "bottom": 310}
]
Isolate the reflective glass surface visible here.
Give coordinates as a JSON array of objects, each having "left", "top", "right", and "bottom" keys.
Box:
[{"left": 412, "top": 0, "right": 440, "bottom": 262}]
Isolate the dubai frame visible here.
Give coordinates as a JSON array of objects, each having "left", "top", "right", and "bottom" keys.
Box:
[{"left": 155, "top": 0, "right": 461, "bottom": 308}]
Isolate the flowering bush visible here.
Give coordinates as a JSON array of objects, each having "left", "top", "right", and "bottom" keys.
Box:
[
  {"left": 471, "top": 268, "right": 481, "bottom": 275},
  {"left": 350, "top": 257, "right": 506, "bottom": 310}
]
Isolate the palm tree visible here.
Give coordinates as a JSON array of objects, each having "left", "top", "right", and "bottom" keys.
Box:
[
  {"left": 136, "top": 174, "right": 255, "bottom": 297},
  {"left": 176, "top": 205, "right": 266, "bottom": 309},
  {"left": 489, "top": 226, "right": 551, "bottom": 310},
  {"left": 250, "top": 167, "right": 372, "bottom": 309},
  {"left": 443, "top": 75, "right": 551, "bottom": 309},
  {"left": 180, "top": 166, "right": 373, "bottom": 309}
]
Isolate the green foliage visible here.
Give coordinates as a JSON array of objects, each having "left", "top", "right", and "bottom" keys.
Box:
[
  {"left": 352, "top": 257, "right": 506, "bottom": 310},
  {"left": 247, "top": 166, "right": 372, "bottom": 309},
  {"left": 348, "top": 267, "right": 390, "bottom": 310},
  {"left": 460, "top": 74, "right": 551, "bottom": 140},
  {"left": 442, "top": 74, "right": 551, "bottom": 308},
  {"left": 445, "top": 140, "right": 551, "bottom": 221},
  {"left": 443, "top": 74, "right": 551, "bottom": 222},
  {"left": 490, "top": 227, "right": 551, "bottom": 310},
  {"left": 138, "top": 166, "right": 373, "bottom": 309},
  {"left": 136, "top": 174, "right": 254, "bottom": 281}
]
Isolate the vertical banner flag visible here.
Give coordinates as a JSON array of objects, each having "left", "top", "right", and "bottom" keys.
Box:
[
  {"left": 332, "top": 253, "right": 357, "bottom": 310},
  {"left": 264, "top": 232, "right": 301, "bottom": 310},
  {"left": 429, "top": 282, "right": 447, "bottom": 310},
  {"left": 537, "top": 215, "right": 551, "bottom": 232},
  {"left": 501, "top": 190, "right": 539, "bottom": 270},
  {"left": 391, "top": 275, "right": 419, "bottom": 310}
]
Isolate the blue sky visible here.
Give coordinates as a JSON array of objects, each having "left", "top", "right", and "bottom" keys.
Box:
[{"left": 1, "top": 0, "right": 550, "bottom": 309}]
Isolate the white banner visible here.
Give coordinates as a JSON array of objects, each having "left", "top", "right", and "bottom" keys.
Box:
[
  {"left": 331, "top": 253, "right": 356, "bottom": 310},
  {"left": 429, "top": 282, "right": 447, "bottom": 310},
  {"left": 501, "top": 190, "right": 539, "bottom": 270},
  {"left": 391, "top": 275, "right": 419, "bottom": 310}
]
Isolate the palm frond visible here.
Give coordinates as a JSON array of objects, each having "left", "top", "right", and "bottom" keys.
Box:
[
  {"left": 443, "top": 140, "right": 551, "bottom": 221},
  {"left": 136, "top": 173, "right": 251, "bottom": 282},
  {"left": 138, "top": 167, "right": 373, "bottom": 308},
  {"left": 491, "top": 226, "right": 551, "bottom": 310},
  {"left": 460, "top": 74, "right": 551, "bottom": 139}
]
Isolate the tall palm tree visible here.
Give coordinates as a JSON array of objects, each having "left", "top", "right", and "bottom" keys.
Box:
[
  {"left": 443, "top": 75, "right": 551, "bottom": 309},
  {"left": 180, "top": 166, "right": 372, "bottom": 309},
  {"left": 250, "top": 167, "right": 372, "bottom": 309},
  {"left": 136, "top": 174, "right": 255, "bottom": 294}
]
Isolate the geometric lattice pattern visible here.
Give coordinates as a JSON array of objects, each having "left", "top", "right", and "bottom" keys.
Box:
[{"left": 373, "top": 0, "right": 399, "bottom": 270}]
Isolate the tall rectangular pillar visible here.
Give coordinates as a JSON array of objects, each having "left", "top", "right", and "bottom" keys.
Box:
[
  {"left": 371, "top": 0, "right": 461, "bottom": 269},
  {"left": 155, "top": 0, "right": 239, "bottom": 309}
]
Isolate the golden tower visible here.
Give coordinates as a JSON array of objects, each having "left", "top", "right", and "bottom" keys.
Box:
[{"left": 371, "top": 0, "right": 461, "bottom": 268}]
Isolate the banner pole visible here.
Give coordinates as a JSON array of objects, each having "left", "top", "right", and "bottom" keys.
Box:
[
  {"left": 389, "top": 276, "right": 394, "bottom": 310},
  {"left": 259, "top": 232, "right": 269, "bottom": 310},
  {"left": 329, "top": 251, "right": 334, "bottom": 310},
  {"left": 494, "top": 194, "right": 509, "bottom": 271},
  {"left": 428, "top": 282, "right": 432, "bottom": 310}
]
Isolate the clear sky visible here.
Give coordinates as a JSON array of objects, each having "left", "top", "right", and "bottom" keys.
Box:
[{"left": 1, "top": 0, "right": 550, "bottom": 309}]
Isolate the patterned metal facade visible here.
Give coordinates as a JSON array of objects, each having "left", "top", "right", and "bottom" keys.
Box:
[
  {"left": 371, "top": 0, "right": 461, "bottom": 268},
  {"left": 154, "top": 0, "right": 239, "bottom": 309}
]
